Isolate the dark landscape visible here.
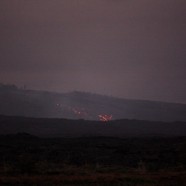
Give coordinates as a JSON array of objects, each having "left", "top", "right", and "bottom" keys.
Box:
[
  {"left": 1, "top": 0, "right": 186, "bottom": 185},
  {"left": 0, "top": 113, "right": 186, "bottom": 185},
  {"left": 0, "top": 131, "right": 186, "bottom": 185},
  {"left": 1, "top": 84, "right": 186, "bottom": 122},
  {"left": 0, "top": 85, "right": 186, "bottom": 185}
]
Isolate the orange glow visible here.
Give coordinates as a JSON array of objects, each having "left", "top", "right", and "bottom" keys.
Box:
[
  {"left": 56, "top": 104, "right": 113, "bottom": 121},
  {"left": 98, "top": 114, "right": 112, "bottom": 122}
]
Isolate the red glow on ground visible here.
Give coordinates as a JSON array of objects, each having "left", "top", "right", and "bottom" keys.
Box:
[
  {"left": 56, "top": 104, "right": 113, "bottom": 121},
  {"left": 98, "top": 114, "right": 112, "bottom": 122}
]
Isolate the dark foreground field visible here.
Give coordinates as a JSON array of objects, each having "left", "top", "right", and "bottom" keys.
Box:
[{"left": 0, "top": 134, "right": 186, "bottom": 185}]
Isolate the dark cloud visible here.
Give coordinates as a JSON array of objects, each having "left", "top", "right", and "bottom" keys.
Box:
[{"left": 0, "top": 0, "right": 186, "bottom": 103}]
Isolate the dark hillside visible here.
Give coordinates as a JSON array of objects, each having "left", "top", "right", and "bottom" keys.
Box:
[{"left": 0, "top": 84, "right": 186, "bottom": 122}]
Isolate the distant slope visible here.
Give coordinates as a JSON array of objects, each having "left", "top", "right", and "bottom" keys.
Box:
[
  {"left": 0, "top": 115, "right": 186, "bottom": 137},
  {"left": 0, "top": 84, "right": 186, "bottom": 121}
]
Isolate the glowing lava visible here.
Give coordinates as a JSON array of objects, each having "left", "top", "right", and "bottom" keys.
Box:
[
  {"left": 98, "top": 114, "right": 112, "bottom": 122},
  {"left": 56, "top": 103, "right": 113, "bottom": 121}
]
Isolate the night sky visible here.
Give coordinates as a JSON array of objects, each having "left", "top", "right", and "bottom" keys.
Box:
[{"left": 0, "top": 0, "right": 186, "bottom": 103}]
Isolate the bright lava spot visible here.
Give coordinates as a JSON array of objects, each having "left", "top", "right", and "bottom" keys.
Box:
[
  {"left": 56, "top": 104, "right": 113, "bottom": 121},
  {"left": 98, "top": 114, "right": 112, "bottom": 122}
]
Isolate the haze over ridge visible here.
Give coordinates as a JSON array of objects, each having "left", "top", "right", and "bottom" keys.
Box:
[{"left": 0, "top": 0, "right": 186, "bottom": 103}]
